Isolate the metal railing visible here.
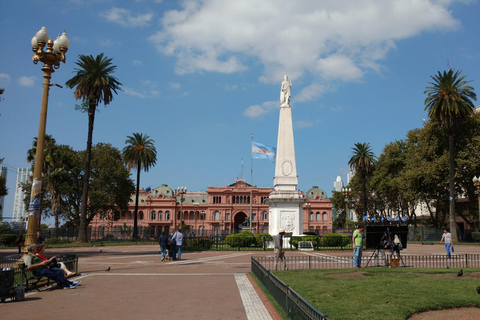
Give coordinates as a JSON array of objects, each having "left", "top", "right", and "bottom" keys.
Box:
[
  {"left": 251, "top": 257, "right": 329, "bottom": 320},
  {"left": 253, "top": 253, "right": 480, "bottom": 271}
]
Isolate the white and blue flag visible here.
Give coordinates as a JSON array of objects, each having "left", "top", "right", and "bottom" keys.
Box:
[{"left": 252, "top": 142, "right": 276, "bottom": 161}]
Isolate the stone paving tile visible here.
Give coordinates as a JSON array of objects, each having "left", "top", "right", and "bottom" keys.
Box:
[{"left": 235, "top": 273, "right": 273, "bottom": 320}]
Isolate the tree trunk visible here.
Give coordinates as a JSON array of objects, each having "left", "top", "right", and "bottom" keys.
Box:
[
  {"left": 133, "top": 160, "right": 141, "bottom": 240},
  {"left": 448, "top": 133, "right": 458, "bottom": 241},
  {"left": 78, "top": 105, "right": 96, "bottom": 242},
  {"left": 362, "top": 172, "right": 367, "bottom": 217}
]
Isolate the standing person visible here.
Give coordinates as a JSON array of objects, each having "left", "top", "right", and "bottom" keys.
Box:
[
  {"left": 172, "top": 229, "right": 184, "bottom": 261},
  {"left": 352, "top": 225, "right": 364, "bottom": 269},
  {"left": 36, "top": 231, "right": 44, "bottom": 244},
  {"left": 440, "top": 228, "right": 453, "bottom": 258},
  {"left": 158, "top": 231, "right": 168, "bottom": 261},
  {"left": 273, "top": 228, "right": 287, "bottom": 270},
  {"left": 16, "top": 234, "right": 24, "bottom": 253}
]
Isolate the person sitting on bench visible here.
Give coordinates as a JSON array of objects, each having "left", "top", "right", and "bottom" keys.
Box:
[
  {"left": 36, "top": 244, "right": 76, "bottom": 277},
  {"left": 23, "top": 243, "right": 81, "bottom": 289}
]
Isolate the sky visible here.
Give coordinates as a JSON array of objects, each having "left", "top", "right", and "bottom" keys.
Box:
[{"left": 1, "top": 0, "right": 479, "bottom": 223}]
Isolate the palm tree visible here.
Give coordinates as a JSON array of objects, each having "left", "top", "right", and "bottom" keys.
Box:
[
  {"left": 348, "top": 142, "right": 376, "bottom": 218},
  {"left": 424, "top": 69, "right": 477, "bottom": 241},
  {"left": 122, "top": 133, "right": 157, "bottom": 240},
  {"left": 66, "top": 53, "right": 122, "bottom": 242}
]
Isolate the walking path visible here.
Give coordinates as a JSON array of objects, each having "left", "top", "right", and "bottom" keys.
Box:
[{"left": 0, "top": 246, "right": 277, "bottom": 320}]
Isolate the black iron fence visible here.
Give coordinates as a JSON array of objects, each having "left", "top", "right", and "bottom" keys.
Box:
[
  {"left": 251, "top": 257, "right": 330, "bottom": 320},
  {"left": 253, "top": 253, "right": 480, "bottom": 271}
]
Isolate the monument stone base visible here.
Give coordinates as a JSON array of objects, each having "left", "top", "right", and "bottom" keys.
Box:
[{"left": 267, "top": 190, "right": 305, "bottom": 237}]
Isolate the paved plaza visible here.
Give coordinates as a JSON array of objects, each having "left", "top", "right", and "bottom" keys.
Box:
[{"left": 1, "top": 243, "right": 479, "bottom": 319}]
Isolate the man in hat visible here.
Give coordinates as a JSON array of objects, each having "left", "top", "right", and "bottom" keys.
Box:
[{"left": 273, "top": 228, "right": 287, "bottom": 270}]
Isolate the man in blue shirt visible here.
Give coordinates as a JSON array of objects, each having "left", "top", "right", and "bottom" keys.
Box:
[{"left": 172, "top": 229, "right": 184, "bottom": 261}]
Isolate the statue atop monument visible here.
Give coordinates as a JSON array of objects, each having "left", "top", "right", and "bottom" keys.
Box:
[{"left": 280, "top": 75, "right": 292, "bottom": 106}]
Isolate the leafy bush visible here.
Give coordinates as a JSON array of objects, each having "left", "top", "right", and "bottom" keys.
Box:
[
  {"left": 0, "top": 234, "right": 17, "bottom": 246},
  {"left": 320, "top": 233, "right": 350, "bottom": 247},
  {"left": 290, "top": 235, "right": 318, "bottom": 249},
  {"left": 187, "top": 237, "right": 214, "bottom": 249},
  {"left": 226, "top": 230, "right": 256, "bottom": 247},
  {"left": 255, "top": 233, "right": 273, "bottom": 247},
  {"left": 46, "top": 238, "right": 71, "bottom": 245},
  {"left": 472, "top": 232, "right": 480, "bottom": 243},
  {"left": 415, "top": 233, "right": 422, "bottom": 241}
]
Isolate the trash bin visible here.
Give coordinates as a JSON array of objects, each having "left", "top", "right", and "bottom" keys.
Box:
[{"left": 0, "top": 267, "right": 15, "bottom": 302}]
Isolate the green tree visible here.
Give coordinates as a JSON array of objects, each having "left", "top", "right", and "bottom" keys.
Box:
[
  {"left": 122, "top": 133, "right": 157, "bottom": 240},
  {"left": 424, "top": 69, "right": 477, "bottom": 240},
  {"left": 65, "top": 53, "right": 122, "bottom": 242},
  {"left": 348, "top": 142, "right": 376, "bottom": 217}
]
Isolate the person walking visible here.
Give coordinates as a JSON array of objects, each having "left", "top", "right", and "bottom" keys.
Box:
[
  {"left": 440, "top": 228, "right": 453, "bottom": 258},
  {"left": 273, "top": 228, "right": 287, "bottom": 270},
  {"left": 16, "top": 234, "right": 24, "bottom": 253},
  {"left": 158, "top": 231, "right": 168, "bottom": 261},
  {"left": 172, "top": 229, "right": 184, "bottom": 261},
  {"left": 352, "top": 225, "right": 364, "bottom": 269}
]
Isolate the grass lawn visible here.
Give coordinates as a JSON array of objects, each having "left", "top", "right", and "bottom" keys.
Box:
[{"left": 272, "top": 267, "right": 480, "bottom": 320}]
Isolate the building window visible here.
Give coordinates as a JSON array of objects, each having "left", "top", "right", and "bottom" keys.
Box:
[
  {"left": 252, "top": 214, "right": 256, "bottom": 221},
  {"left": 316, "top": 212, "right": 320, "bottom": 221},
  {"left": 214, "top": 211, "right": 220, "bottom": 221},
  {"left": 139, "top": 212, "right": 144, "bottom": 220},
  {"left": 323, "top": 212, "right": 327, "bottom": 221},
  {"left": 190, "top": 213, "right": 194, "bottom": 220},
  {"left": 165, "top": 211, "right": 170, "bottom": 220},
  {"left": 158, "top": 211, "right": 163, "bottom": 220},
  {"left": 262, "top": 211, "right": 267, "bottom": 220},
  {"left": 309, "top": 212, "right": 314, "bottom": 221},
  {"left": 214, "top": 226, "right": 219, "bottom": 236},
  {"left": 225, "top": 213, "right": 230, "bottom": 221},
  {"left": 213, "top": 196, "right": 222, "bottom": 204},
  {"left": 151, "top": 211, "right": 156, "bottom": 220},
  {"left": 262, "top": 226, "right": 267, "bottom": 233},
  {"left": 128, "top": 213, "right": 133, "bottom": 220}
]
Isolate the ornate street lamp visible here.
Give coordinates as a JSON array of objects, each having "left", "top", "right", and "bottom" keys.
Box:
[
  {"left": 177, "top": 186, "right": 187, "bottom": 230},
  {"left": 304, "top": 202, "right": 311, "bottom": 232},
  {"left": 342, "top": 187, "right": 351, "bottom": 229},
  {"left": 193, "top": 202, "right": 199, "bottom": 235},
  {"left": 473, "top": 176, "right": 480, "bottom": 230},
  {"left": 201, "top": 211, "right": 206, "bottom": 235},
  {"left": 25, "top": 27, "right": 69, "bottom": 249}
]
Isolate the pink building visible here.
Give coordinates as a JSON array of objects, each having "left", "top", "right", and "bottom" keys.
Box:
[{"left": 89, "top": 179, "right": 332, "bottom": 237}]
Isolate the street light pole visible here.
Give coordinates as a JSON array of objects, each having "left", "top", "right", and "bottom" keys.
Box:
[
  {"left": 342, "top": 187, "right": 351, "bottom": 230},
  {"left": 25, "top": 27, "right": 69, "bottom": 249},
  {"left": 177, "top": 186, "right": 187, "bottom": 230},
  {"left": 193, "top": 202, "right": 199, "bottom": 235},
  {"left": 201, "top": 211, "right": 206, "bottom": 235},
  {"left": 473, "top": 176, "right": 480, "bottom": 231}
]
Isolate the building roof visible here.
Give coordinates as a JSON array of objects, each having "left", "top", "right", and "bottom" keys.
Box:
[{"left": 305, "top": 186, "right": 328, "bottom": 200}]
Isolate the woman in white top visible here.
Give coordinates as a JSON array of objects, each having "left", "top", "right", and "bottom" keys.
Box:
[{"left": 440, "top": 229, "right": 453, "bottom": 258}]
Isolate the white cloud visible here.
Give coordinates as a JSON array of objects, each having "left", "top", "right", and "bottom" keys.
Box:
[
  {"left": 0, "top": 73, "right": 11, "bottom": 84},
  {"left": 133, "top": 60, "right": 143, "bottom": 66},
  {"left": 244, "top": 101, "right": 278, "bottom": 118},
  {"left": 124, "top": 87, "right": 146, "bottom": 98},
  {"left": 294, "top": 120, "right": 315, "bottom": 129},
  {"left": 18, "top": 76, "right": 36, "bottom": 87},
  {"left": 102, "top": 7, "right": 154, "bottom": 27},
  {"left": 295, "top": 83, "right": 329, "bottom": 103},
  {"left": 149, "top": 0, "right": 460, "bottom": 88},
  {"left": 169, "top": 82, "right": 181, "bottom": 89}
]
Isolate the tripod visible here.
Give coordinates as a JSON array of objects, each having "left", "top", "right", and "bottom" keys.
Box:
[{"left": 366, "top": 227, "right": 405, "bottom": 268}]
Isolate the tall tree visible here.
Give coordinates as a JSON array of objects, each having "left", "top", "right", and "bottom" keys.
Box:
[
  {"left": 348, "top": 142, "right": 376, "bottom": 218},
  {"left": 65, "top": 53, "right": 122, "bottom": 242},
  {"left": 122, "top": 133, "right": 157, "bottom": 240},
  {"left": 424, "top": 69, "right": 477, "bottom": 240}
]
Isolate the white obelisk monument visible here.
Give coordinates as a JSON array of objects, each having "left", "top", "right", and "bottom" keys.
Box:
[{"left": 268, "top": 75, "right": 305, "bottom": 236}]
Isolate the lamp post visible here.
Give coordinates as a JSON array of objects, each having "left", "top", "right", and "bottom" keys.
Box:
[
  {"left": 473, "top": 176, "right": 480, "bottom": 231},
  {"left": 177, "top": 186, "right": 187, "bottom": 230},
  {"left": 342, "top": 187, "right": 351, "bottom": 229},
  {"left": 304, "top": 202, "right": 311, "bottom": 232},
  {"left": 193, "top": 202, "right": 199, "bottom": 235},
  {"left": 25, "top": 27, "right": 69, "bottom": 249},
  {"left": 201, "top": 211, "right": 206, "bottom": 235}
]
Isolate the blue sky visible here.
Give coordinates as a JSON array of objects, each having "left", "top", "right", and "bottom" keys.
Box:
[{"left": 1, "top": 0, "right": 479, "bottom": 223}]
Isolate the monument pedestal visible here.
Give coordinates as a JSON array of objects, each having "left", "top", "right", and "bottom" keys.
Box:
[{"left": 268, "top": 190, "right": 304, "bottom": 237}]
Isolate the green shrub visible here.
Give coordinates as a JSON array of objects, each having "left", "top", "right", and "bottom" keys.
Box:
[
  {"left": 304, "top": 231, "right": 317, "bottom": 236},
  {"left": 187, "top": 237, "right": 214, "bottom": 249},
  {"left": 320, "top": 233, "right": 350, "bottom": 247},
  {"left": 415, "top": 233, "right": 422, "bottom": 241},
  {"left": 46, "top": 238, "right": 71, "bottom": 245},
  {"left": 255, "top": 233, "right": 273, "bottom": 247},
  {"left": 226, "top": 231, "right": 256, "bottom": 247},
  {"left": 472, "top": 232, "right": 480, "bottom": 243},
  {"left": 0, "top": 234, "right": 17, "bottom": 246},
  {"left": 290, "top": 235, "right": 318, "bottom": 249}
]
